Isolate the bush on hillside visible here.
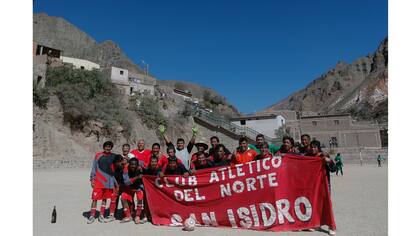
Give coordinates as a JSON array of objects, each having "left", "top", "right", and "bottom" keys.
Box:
[
  {"left": 174, "top": 82, "right": 186, "bottom": 91},
  {"left": 180, "top": 103, "right": 194, "bottom": 117},
  {"left": 33, "top": 86, "right": 50, "bottom": 110},
  {"left": 45, "top": 66, "right": 132, "bottom": 138},
  {"left": 130, "top": 94, "right": 167, "bottom": 129},
  {"left": 203, "top": 89, "right": 227, "bottom": 107}
]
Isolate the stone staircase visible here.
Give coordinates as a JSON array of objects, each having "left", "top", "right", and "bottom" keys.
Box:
[{"left": 191, "top": 104, "right": 284, "bottom": 145}]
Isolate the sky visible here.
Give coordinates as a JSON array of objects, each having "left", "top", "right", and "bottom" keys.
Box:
[{"left": 33, "top": 0, "right": 388, "bottom": 114}]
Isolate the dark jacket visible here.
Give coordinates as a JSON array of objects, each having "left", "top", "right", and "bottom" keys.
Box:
[{"left": 164, "top": 163, "right": 189, "bottom": 175}]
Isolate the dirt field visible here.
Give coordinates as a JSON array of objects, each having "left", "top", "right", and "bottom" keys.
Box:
[{"left": 34, "top": 164, "right": 387, "bottom": 236}]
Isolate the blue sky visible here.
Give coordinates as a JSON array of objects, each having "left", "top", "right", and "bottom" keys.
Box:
[{"left": 34, "top": 0, "right": 388, "bottom": 114}]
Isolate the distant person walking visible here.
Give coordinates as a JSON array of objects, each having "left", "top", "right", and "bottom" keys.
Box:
[
  {"left": 335, "top": 153, "right": 343, "bottom": 176},
  {"left": 377, "top": 155, "right": 383, "bottom": 167}
]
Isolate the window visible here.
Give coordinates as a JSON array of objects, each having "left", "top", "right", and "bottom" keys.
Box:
[
  {"left": 312, "top": 121, "right": 317, "bottom": 126},
  {"left": 240, "top": 120, "right": 246, "bottom": 125},
  {"left": 334, "top": 120, "right": 339, "bottom": 125},
  {"left": 80, "top": 66, "right": 85, "bottom": 70},
  {"left": 330, "top": 137, "right": 338, "bottom": 147},
  {"left": 130, "top": 87, "right": 133, "bottom": 95},
  {"left": 37, "top": 76, "right": 42, "bottom": 84},
  {"left": 120, "top": 70, "right": 124, "bottom": 75}
]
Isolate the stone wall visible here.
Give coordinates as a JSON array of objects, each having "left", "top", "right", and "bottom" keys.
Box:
[
  {"left": 33, "top": 159, "right": 91, "bottom": 169},
  {"left": 327, "top": 147, "right": 388, "bottom": 165}
]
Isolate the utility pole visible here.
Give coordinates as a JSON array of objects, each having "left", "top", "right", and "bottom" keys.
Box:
[{"left": 141, "top": 60, "right": 149, "bottom": 78}]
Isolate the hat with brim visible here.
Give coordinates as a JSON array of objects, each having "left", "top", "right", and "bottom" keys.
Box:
[{"left": 195, "top": 142, "right": 209, "bottom": 150}]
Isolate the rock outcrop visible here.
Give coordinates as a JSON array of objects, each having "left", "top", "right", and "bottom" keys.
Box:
[{"left": 265, "top": 38, "right": 388, "bottom": 122}]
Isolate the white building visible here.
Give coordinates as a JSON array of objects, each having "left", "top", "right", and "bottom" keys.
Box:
[
  {"left": 102, "top": 67, "right": 130, "bottom": 95},
  {"left": 102, "top": 66, "right": 157, "bottom": 95},
  {"left": 230, "top": 114, "right": 286, "bottom": 138},
  {"left": 128, "top": 71, "right": 156, "bottom": 95},
  {"left": 60, "top": 56, "right": 100, "bottom": 70}
]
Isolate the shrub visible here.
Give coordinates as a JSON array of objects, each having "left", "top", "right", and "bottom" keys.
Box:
[
  {"left": 180, "top": 103, "right": 194, "bottom": 117},
  {"left": 174, "top": 82, "right": 186, "bottom": 91},
  {"left": 131, "top": 95, "right": 167, "bottom": 129},
  {"left": 33, "top": 86, "right": 50, "bottom": 110},
  {"left": 203, "top": 89, "right": 226, "bottom": 106},
  {"left": 45, "top": 66, "right": 132, "bottom": 138}
]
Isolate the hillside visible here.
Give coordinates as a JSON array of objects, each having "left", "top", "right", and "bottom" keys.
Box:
[
  {"left": 34, "top": 13, "right": 143, "bottom": 73},
  {"left": 33, "top": 13, "right": 240, "bottom": 168},
  {"left": 265, "top": 38, "right": 388, "bottom": 122},
  {"left": 33, "top": 12, "right": 239, "bottom": 116},
  {"left": 158, "top": 80, "right": 241, "bottom": 118}
]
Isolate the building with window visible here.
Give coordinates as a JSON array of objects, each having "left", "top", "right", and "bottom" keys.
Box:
[
  {"left": 299, "top": 114, "right": 384, "bottom": 148},
  {"left": 33, "top": 42, "right": 63, "bottom": 88},
  {"left": 128, "top": 71, "right": 156, "bottom": 95},
  {"left": 230, "top": 114, "right": 286, "bottom": 139},
  {"left": 250, "top": 110, "right": 387, "bottom": 149},
  {"left": 102, "top": 67, "right": 157, "bottom": 95},
  {"left": 102, "top": 67, "right": 130, "bottom": 95}
]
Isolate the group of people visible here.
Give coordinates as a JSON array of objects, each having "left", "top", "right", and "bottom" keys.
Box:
[{"left": 87, "top": 126, "right": 337, "bottom": 234}]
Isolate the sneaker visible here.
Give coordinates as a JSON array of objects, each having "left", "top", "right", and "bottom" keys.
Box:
[
  {"left": 98, "top": 215, "right": 107, "bottom": 223},
  {"left": 120, "top": 217, "right": 132, "bottom": 223},
  {"left": 105, "top": 215, "right": 115, "bottom": 223},
  {"left": 87, "top": 216, "right": 95, "bottom": 224},
  {"left": 329, "top": 229, "right": 336, "bottom": 235},
  {"left": 140, "top": 217, "right": 148, "bottom": 224},
  {"left": 307, "top": 228, "right": 315, "bottom": 232}
]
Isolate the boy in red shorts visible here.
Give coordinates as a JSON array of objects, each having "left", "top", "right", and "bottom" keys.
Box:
[
  {"left": 87, "top": 141, "right": 120, "bottom": 224},
  {"left": 121, "top": 158, "right": 146, "bottom": 224}
]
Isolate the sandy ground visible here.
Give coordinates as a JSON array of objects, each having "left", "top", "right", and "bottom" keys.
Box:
[{"left": 34, "top": 164, "right": 387, "bottom": 236}]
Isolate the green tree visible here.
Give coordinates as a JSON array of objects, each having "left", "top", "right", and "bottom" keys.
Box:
[{"left": 45, "top": 66, "right": 132, "bottom": 138}]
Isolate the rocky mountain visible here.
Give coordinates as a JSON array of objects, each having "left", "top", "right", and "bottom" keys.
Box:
[
  {"left": 34, "top": 13, "right": 143, "bottom": 73},
  {"left": 265, "top": 38, "right": 388, "bottom": 122}
]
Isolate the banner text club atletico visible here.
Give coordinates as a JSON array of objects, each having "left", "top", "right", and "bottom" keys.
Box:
[{"left": 143, "top": 154, "right": 336, "bottom": 231}]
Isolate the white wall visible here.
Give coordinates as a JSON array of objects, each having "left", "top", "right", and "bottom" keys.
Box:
[
  {"left": 110, "top": 67, "right": 129, "bottom": 85},
  {"left": 128, "top": 73, "right": 156, "bottom": 95},
  {"left": 231, "top": 115, "right": 285, "bottom": 138},
  {"left": 60, "top": 56, "right": 100, "bottom": 70},
  {"left": 129, "top": 83, "right": 155, "bottom": 95}
]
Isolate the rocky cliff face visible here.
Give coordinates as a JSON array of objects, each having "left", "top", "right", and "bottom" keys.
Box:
[
  {"left": 34, "top": 13, "right": 142, "bottom": 73},
  {"left": 265, "top": 38, "right": 388, "bottom": 122}
]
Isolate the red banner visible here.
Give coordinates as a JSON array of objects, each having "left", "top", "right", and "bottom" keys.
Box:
[{"left": 143, "top": 154, "right": 336, "bottom": 231}]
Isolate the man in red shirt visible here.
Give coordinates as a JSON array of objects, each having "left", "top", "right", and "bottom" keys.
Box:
[
  {"left": 130, "top": 139, "right": 151, "bottom": 167},
  {"left": 150, "top": 143, "right": 169, "bottom": 171},
  {"left": 231, "top": 137, "right": 258, "bottom": 165}
]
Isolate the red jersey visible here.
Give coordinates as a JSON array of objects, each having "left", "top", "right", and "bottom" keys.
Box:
[
  {"left": 159, "top": 155, "right": 182, "bottom": 172},
  {"left": 156, "top": 154, "right": 168, "bottom": 169},
  {"left": 130, "top": 149, "right": 152, "bottom": 167},
  {"left": 232, "top": 148, "right": 258, "bottom": 165}
]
